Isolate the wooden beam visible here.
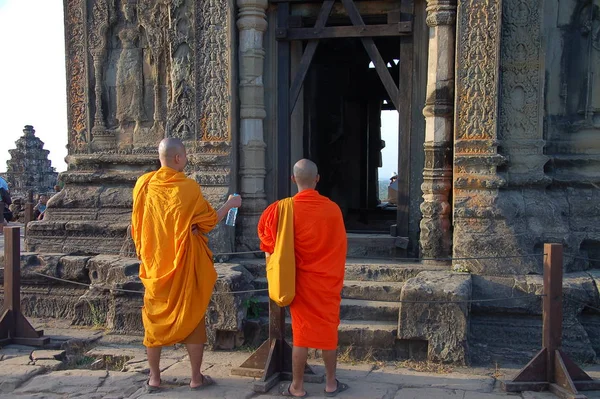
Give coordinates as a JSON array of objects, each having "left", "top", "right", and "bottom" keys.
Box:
[
  {"left": 340, "top": 0, "right": 400, "bottom": 110},
  {"left": 288, "top": 0, "right": 335, "bottom": 112},
  {"left": 396, "top": 0, "right": 414, "bottom": 238},
  {"left": 277, "top": 2, "right": 291, "bottom": 199},
  {"left": 544, "top": 243, "right": 563, "bottom": 383},
  {"left": 281, "top": 22, "right": 413, "bottom": 40}
]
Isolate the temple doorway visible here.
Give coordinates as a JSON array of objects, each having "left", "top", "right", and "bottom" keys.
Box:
[
  {"left": 303, "top": 38, "right": 401, "bottom": 234},
  {"left": 274, "top": 0, "right": 418, "bottom": 249}
]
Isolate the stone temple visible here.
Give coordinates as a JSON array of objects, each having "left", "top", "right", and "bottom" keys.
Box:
[
  {"left": 12, "top": 0, "right": 600, "bottom": 364},
  {"left": 1, "top": 125, "right": 58, "bottom": 199}
]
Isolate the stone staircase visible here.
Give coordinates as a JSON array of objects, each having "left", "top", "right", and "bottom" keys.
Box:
[{"left": 240, "top": 258, "right": 446, "bottom": 360}]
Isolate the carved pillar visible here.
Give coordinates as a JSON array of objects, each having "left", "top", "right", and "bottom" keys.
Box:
[
  {"left": 453, "top": 0, "right": 509, "bottom": 273},
  {"left": 237, "top": 0, "right": 268, "bottom": 250},
  {"left": 419, "top": 0, "right": 456, "bottom": 260}
]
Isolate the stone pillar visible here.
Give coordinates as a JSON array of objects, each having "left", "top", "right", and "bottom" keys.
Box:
[
  {"left": 419, "top": 0, "right": 456, "bottom": 261},
  {"left": 237, "top": 0, "right": 269, "bottom": 250}
]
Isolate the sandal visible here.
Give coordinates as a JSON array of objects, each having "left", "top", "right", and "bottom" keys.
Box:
[
  {"left": 190, "top": 374, "right": 215, "bottom": 390},
  {"left": 280, "top": 382, "right": 308, "bottom": 397},
  {"left": 144, "top": 380, "right": 161, "bottom": 394},
  {"left": 325, "top": 379, "right": 349, "bottom": 397}
]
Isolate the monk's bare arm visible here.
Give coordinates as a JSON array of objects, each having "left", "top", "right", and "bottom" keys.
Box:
[{"left": 216, "top": 195, "right": 242, "bottom": 222}]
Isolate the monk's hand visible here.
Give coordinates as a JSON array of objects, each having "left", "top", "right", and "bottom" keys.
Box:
[
  {"left": 191, "top": 225, "right": 200, "bottom": 236},
  {"left": 227, "top": 194, "right": 242, "bottom": 208}
]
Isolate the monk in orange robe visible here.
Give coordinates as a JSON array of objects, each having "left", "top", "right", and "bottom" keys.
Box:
[
  {"left": 258, "top": 159, "right": 349, "bottom": 397},
  {"left": 131, "top": 138, "right": 242, "bottom": 392}
]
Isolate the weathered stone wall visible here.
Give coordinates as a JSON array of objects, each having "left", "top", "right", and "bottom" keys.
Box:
[
  {"left": 29, "top": 0, "right": 237, "bottom": 255},
  {"left": 452, "top": 0, "right": 600, "bottom": 275}
]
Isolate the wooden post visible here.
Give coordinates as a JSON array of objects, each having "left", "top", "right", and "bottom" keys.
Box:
[
  {"left": 0, "top": 226, "right": 49, "bottom": 346},
  {"left": 502, "top": 243, "right": 600, "bottom": 399}
]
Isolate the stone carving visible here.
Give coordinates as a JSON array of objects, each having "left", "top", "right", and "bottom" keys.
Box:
[
  {"left": 115, "top": 0, "right": 146, "bottom": 132},
  {"left": 2, "top": 126, "right": 58, "bottom": 198},
  {"left": 65, "top": 0, "right": 88, "bottom": 154},
  {"left": 197, "top": 0, "right": 231, "bottom": 143},
  {"left": 166, "top": 0, "right": 195, "bottom": 141},
  {"left": 575, "top": 1, "right": 600, "bottom": 126},
  {"left": 138, "top": 0, "right": 169, "bottom": 132},
  {"left": 498, "top": 0, "right": 549, "bottom": 186},
  {"left": 455, "top": 0, "right": 500, "bottom": 144}
]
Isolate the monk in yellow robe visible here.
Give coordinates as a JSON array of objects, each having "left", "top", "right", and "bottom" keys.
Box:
[
  {"left": 131, "top": 138, "right": 242, "bottom": 392},
  {"left": 258, "top": 159, "right": 349, "bottom": 397}
]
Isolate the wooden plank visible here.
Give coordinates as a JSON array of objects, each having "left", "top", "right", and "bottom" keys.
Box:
[
  {"left": 549, "top": 383, "right": 586, "bottom": 399},
  {"left": 512, "top": 348, "right": 547, "bottom": 382},
  {"left": 340, "top": 0, "right": 400, "bottom": 110},
  {"left": 558, "top": 349, "right": 594, "bottom": 382},
  {"left": 501, "top": 381, "right": 548, "bottom": 393},
  {"left": 554, "top": 350, "right": 579, "bottom": 394},
  {"left": 282, "top": 22, "right": 413, "bottom": 40},
  {"left": 288, "top": 0, "right": 335, "bottom": 112},
  {"left": 544, "top": 243, "right": 563, "bottom": 383},
  {"left": 277, "top": 2, "right": 291, "bottom": 199},
  {"left": 5, "top": 226, "right": 20, "bottom": 312},
  {"left": 396, "top": 0, "right": 414, "bottom": 238}
]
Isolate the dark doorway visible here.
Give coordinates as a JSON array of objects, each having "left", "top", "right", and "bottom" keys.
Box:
[{"left": 303, "top": 37, "right": 401, "bottom": 233}]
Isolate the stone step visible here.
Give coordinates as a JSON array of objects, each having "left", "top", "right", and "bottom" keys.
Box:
[
  {"left": 253, "top": 317, "right": 415, "bottom": 361},
  {"left": 240, "top": 258, "right": 446, "bottom": 282},
  {"left": 253, "top": 277, "right": 403, "bottom": 302},
  {"left": 254, "top": 296, "right": 399, "bottom": 322}
]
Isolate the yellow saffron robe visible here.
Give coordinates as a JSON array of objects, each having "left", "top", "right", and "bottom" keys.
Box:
[
  {"left": 265, "top": 198, "right": 296, "bottom": 307},
  {"left": 131, "top": 166, "right": 218, "bottom": 347}
]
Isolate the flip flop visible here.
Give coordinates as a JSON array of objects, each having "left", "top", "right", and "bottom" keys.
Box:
[
  {"left": 144, "top": 380, "right": 161, "bottom": 394},
  {"left": 190, "top": 374, "right": 215, "bottom": 391},
  {"left": 280, "top": 382, "right": 308, "bottom": 397},
  {"left": 324, "top": 379, "right": 349, "bottom": 397}
]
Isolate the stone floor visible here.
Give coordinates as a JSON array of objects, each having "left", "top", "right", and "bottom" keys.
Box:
[{"left": 1, "top": 318, "right": 600, "bottom": 398}]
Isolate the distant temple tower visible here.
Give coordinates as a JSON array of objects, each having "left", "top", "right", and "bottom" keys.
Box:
[{"left": 2, "top": 125, "right": 58, "bottom": 198}]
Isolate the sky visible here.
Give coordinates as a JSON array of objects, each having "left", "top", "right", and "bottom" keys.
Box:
[
  {"left": 0, "top": 0, "right": 68, "bottom": 173},
  {"left": 0, "top": 0, "right": 398, "bottom": 178}
]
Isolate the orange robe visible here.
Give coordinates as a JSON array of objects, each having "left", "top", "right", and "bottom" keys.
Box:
[
  {"left": 131, "top": 166, "right": 218, "bottom": 347},
  {"left": 258, "top": 189, "right": 347, "bottom": 350}
]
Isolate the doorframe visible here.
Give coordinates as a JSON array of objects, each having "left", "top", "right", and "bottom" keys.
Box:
[{"left": 273, "top": 0, "right": 415, "bottom": 243}]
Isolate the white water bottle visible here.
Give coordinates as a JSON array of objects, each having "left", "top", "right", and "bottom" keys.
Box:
[{"left": 225, "top": 193, "right": 239, "bottom": 226}]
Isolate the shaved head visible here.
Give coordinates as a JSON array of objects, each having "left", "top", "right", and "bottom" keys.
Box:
[
  {"left": 158, "top": 138, "right": 187, "bottom": 171},
  {"left": 292, "top": 159, "right": 319, "bottom": 190}
]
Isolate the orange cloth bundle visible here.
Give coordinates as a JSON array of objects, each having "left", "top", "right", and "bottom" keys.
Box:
[{"left": 266, "top": 197, "right": 296, "bottom": 307}]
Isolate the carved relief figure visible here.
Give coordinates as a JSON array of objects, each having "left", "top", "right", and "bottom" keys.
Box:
[
  {"left": 577, "top": 1, "right": 600, "bottom": 125},
  {"left": 116, "top": 0, "right": 146, "bottom": 131}
]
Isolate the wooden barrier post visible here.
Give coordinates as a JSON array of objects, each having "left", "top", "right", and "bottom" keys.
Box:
[
  {"left": 231, "top": 299, "right": 322, "bottom": 392},
  {"left": 0, "top": 226, "right": 49, "bottom": 346},
  {"left": 502, "top": 243, "right": 600, "bottom": 399}
]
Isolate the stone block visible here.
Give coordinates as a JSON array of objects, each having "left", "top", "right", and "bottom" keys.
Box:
[
  {"left": 72, "top": 290, "right": 110, "bottom": 327},
  {"left": 58, "top": 255, "right": 91, "bottom": 282},
  {"left": 398, "top": 271, "right": 471, "bottom": 364},
  {"left": 87, "top": 255, "right": 140, "bottom": 288},
  {"left": 206, "top": 263, "right": 254, "bottom": 350},
  {"left": 471, "top": 275, "right": 542, "bottom": 316},
  {"left": 15, "top": 369, "right": 108, "bottom": 395},
  {"left": 0, "top": 364, "right": 44, "bottom": 393}
]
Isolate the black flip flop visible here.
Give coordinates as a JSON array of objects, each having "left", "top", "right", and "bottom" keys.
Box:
[
  {"left": 280, "top": 382, "right": 309, "bottom": 397},
  {"left": 190, "top": 374, "right": 215, "bottom": 391},
  {"left": 324, "top": 379, "right": 349, "bottom": 397},
  {"left": 144, "top": 380, "right": 161, "bottom": 394}
]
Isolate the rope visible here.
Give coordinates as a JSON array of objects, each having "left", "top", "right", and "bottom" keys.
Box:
[
  {"left": 20, "top": 270, "right": 546, "bottom": 304},
  {"left": 563, "top": 254, "right": 600, "bottom": 263},
  {"left": 564, "top": 294, "right": 600, "bottom": 313},
  {"left": 28, "top": 271, "right": 268, "bottom": 296}
]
